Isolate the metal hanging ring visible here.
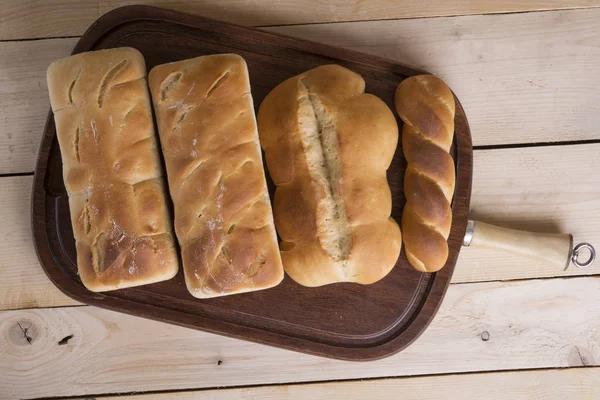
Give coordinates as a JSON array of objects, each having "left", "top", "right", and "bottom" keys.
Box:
[{"left": 571, "top": 243, "right": 596, "bottom": 268}]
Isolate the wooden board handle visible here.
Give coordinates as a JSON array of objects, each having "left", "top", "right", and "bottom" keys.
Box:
[{"left": 464, "top": 220, "right": 573, "bottom": 270}]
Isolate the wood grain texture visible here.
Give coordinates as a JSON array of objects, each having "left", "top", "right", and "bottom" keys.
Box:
[
  {"left": 0, "top": 0, "right": 97, "bottom": 41},
  {"left": 98, "top": 368, "right": 600, "bottom": 399},
  {"left": 3, "top": 9, "right": 600, "bottom": 175},
  {"left": 265, "top": 7, "right": 600, "bottom": 147},
  {"left": 3, "top": 0, "right": 600, "bottom": 41},
  {"left": 2, "top": 276, "right": 599, "bottom": 399},
  {"left": 0, "top": 38, "right": 77, "bottom": 174},
  {"left": 3, "top": 143, "right": 599, "bottom": 310},
  {"left": 0, "top": 176, "right": 80, "bottom": 310}
]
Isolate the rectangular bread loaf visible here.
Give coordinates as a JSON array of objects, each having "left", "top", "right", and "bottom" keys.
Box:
[
  {"left": 148, "top": 54, "right": 284, "bottom": 298},
  {"left": 47, "top": 47, "right": 179, "bottom": 292}
]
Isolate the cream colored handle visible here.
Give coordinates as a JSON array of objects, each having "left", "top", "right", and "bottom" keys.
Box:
[{"left": 464, "top": 220, "right": 573, "bottom": 270}]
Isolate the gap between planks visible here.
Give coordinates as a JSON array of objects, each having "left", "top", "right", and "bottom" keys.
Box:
[
  {"left": 2, "top": 276, "right": 600, "bottom": 399},
  {"left": 2, "top": 0, "right": 600, "bottom": 41},
  {"left": 1, "top": 142, "right": 599, "bottom": 311}
]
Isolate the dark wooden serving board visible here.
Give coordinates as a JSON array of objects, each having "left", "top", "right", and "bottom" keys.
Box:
[{"left": 32, "top": 5, "right": 472, "bottom": 361}]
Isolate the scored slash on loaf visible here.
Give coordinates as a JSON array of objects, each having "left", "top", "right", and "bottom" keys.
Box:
[
  {"left": 257, "top": 65, "right": 402, "bottom": 287},
  {"left": 395, "top": 75, "right": 456, "bottom": 272},
  {"left": 46, "top": 47, "right": 179, "bottom": 292},
  {"left": 149, "top": 54, "right": 284, "bottom": 298}
]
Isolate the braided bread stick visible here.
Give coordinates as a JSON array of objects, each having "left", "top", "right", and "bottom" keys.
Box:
[{"left": 395, "top": 75, "right": 455, "bottom": 272}]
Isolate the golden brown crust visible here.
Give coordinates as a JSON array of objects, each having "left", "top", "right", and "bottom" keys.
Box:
[
  {"left": 395, "top": 75, "right": 456, "bottom": 272},
  {"left": 148, "top": 54, "right": 283, "bottom": 298},
  {"left": 258, "top": 65, "right": 402, "bottom": 287},
  {"left": 47, "top": 47, "right": 179, "bottom": 291}
]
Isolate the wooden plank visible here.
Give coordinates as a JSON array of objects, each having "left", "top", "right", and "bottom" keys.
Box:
[
  {"left": 3, "top": 1, "right": 600, "bottom": 41},
  {"left": 3, "top": 10, "right": 600, "bottom": 174},
  {"left": 0, "top": 176, "right": 80, "bottom": 310},
  {"left": 2, "top": 276, "right": 599, "bottom": 399},
  {"left": 0, "top": 38, "right": 77, "bottom": 174},
  {"left": 265, "top": 8, "right": 600, "bottom": 147},
  {"left": 2, "top": 143, "right": 599, "bottom": 310},
  {"left": 0, "top": 1, "right": 97, "bottom": 41},
  {"left": 99, "top": 368, "right": 600, "bottom": 399}
]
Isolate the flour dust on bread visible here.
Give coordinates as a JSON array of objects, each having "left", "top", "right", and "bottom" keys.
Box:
[
  {"left": 395, "top": 75, "right": 456, "bottom": 272},
  {"left": 149, "top": 54, "right": 283, "bottom": 298},
  {"left": 258, "top": 65, "right": 402, "bottom": 287},
  {"left": 46, "top": 47, "right": 179, "bottom": 292}
]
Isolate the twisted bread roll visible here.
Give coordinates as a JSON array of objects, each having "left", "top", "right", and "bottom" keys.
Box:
[{"left": 395, "top": 75, "right": 456, "bottom": 272}]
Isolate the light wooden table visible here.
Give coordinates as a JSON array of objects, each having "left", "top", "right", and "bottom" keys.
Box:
[{"left": 1, "top": 1, "right": 600, "bottom": 399}]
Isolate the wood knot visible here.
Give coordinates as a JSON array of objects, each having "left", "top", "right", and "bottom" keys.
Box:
[
  {"left": 480, "top": 331, "right": 490, "bottom": 341},
  {"left": 8, "top": 319, "right": 39, "bottom": 346},
  {"left": 58, "top": 334, "right": 74, "bottom": 346}
]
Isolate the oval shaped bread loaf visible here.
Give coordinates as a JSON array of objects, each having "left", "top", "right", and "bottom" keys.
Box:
[
  {"left": 258, "top": 65, "right": 402, "bottom": 287},
  {"left": 395, "top": 75, "right": 456, "bottom": 272}
]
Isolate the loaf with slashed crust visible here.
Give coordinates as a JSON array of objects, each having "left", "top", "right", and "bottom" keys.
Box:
[
  {"left": 46, "top": 47, "right": 179, "bottom": 291},
  {"left": 257, "top": 65, "right": 402, "bottom": 287},
  {"left": 149, "top": 54, "right": 284, "bottom": 298},
  {"left": 395, "top": 75, "right": 456, "bottom": 272}
]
